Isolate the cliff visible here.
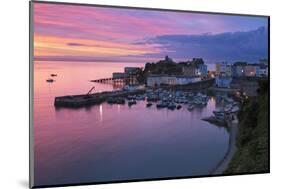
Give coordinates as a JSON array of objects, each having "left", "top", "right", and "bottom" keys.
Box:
[{"left": 224, "top": 80, "right": 269, "bottom": 174}]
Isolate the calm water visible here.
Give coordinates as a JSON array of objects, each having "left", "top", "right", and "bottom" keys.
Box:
[{"left": 33, "top": 61, "right": 229, "bottom": 186}]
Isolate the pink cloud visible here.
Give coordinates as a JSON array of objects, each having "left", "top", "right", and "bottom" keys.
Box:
[
  {"left": 33, "top": 2, "right": 267, "bottom": 62},
  {"left": 34, "top": 3, "right": 230, "bottom": 42}
]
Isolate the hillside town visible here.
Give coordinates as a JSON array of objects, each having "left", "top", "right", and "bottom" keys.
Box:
[
  {"left": 55, "top": 56, "right": 268, "bottom": 109},
  {"left": 112, "top": 56, "right": 208, "bottom": 86},
  {"left": 110, "top": 56, "right": 268, "bottom": 97},
  {"left": 215, "top": 59, "right": 268, "bottom": 87}
]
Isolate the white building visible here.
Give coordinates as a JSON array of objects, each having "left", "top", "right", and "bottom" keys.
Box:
[
  {"left": 147, "top": 76, "right": 175, "bottom": 87},
  {"left": 147, "top": 75, "right": 200, "bottom": 87},
  {"left": 215, "top": 76, "right": 232, "bottom": 88},
  {"left": 216, "top": 62, "right": 232, "bottom": 76},
  {"left": 258, "top": 65, "right": 268, "bottom": 77},
  {"left": 124, "top": 67, "right": 141, "bottom": 74},
  {"left": 112, "top": 72, "right": 127, "bottom": 79}
]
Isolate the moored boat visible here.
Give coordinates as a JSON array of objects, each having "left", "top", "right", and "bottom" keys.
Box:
[
  {"left": 146, "top": 102, "right": 153, "bottom": 107},
  {"left": 187, "top": 104, "right": 194, "bottom": 111},
  {"left": 136, "top": 95, "right": 145, "bottom": 100},
  {"left": 107, "top": 97, "right": 125, "bottom": 104},
  {"left": 176, "top": 104, "right": 182, "bottom": 110},
  {"left": 213, "top": 107, "right": 224, "bottom": 115},
  {"left": 167, "top": 102, "right": 176, "bottom": 110},
  {"left": 46, "top": 78, "right": 55, "bottom": 83},
  {"left": 127, "top": 95, "right": 136, "bottom": 100},
  {"left": 230, "top": 105, "right": 239, "bottom": 113},
  {"left": 128, "top": 99, "right": 137, "bottom": 106},
  {"left": 156, "top": 101, "right": 168, "bottom": 108}
]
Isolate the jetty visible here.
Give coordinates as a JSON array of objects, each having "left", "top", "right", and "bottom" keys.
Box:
[
  {"left": 90, "top": 76, "right": 135, "bottom": 84},
  {"left": 54, "top": 78, "right": 215, "bottom": 108},
  {"left": 54, "top": 89, "right": 145, "bottom": 108}
]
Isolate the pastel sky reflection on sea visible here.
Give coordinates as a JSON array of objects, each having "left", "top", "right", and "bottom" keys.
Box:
[{"left": 34, "top": 61, "right": 229, "bottom": 186}]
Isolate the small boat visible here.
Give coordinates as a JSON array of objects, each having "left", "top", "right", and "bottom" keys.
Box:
[
  {"left": 224, "top": 104, "right": 233, "bottom": 113},
  {"left": 230, "top": 106, "right": 239, "bottom": 113},
  {"left": 194, "top": 99, "right": 201, "bottom": 105},
  {"left": 107, "top": 97, "right": 125, "bottom": 104},
  {"left": 214, "top": 113, "right": 225, "bottom": 120},
  {"left": 146, "top": 102, "right": 153, "bottom": 107},
  {"left": 188, "top": 93, "right": 194, "bottom": 97},
  {"left": 116, "top": 98, "right": 125, "bottom": 104},
  {"left": 182, "top": 99, "right": 189, "bottom": 104},
  {"left": 136, "top": 95, "right": 145, "bottom": 100},
  {"left": 201, "top": 94, "right": 207, "bottom": 99},
  {"left": 156, "top": 102, "right": 164, "bottom": 108},
  {"left": 198, "top": 101, "right": 206, "bottom": 107},
  {"left": 147, "top": 97, "right": 158, "bottom": 102},
  {"left": 176, "top": 105, "right": 182, "bottom": 110},
  {"left": 127, "top": 95, "right": 136, "bottom": 100},
  {"left": 156, "top": 101, "right": 167, "bottom": 108},
  {"left": 224, "top": 97, "right": 234, "bottom": 103},
  {"left": 107, "top": 97, "right": 115, "bottom": 104},
  {"left": 46, "top": 78, "right": 55, "bottom": 83},
  {"left": 187, "top": 104, "right": 194, "bottom": 111},
  {"left": 167, "top": 103, "right": 176, "bottom": 110},
  {"left": 128, "top": 99, "right": 137, "bottom": 106},
  {"left": 50, "top": 74, "right": 57, "bottom": 77},
  {"left": 213, "top": 107, "right": 224, "bottom": 115},
  {"left": 213, "top": 107, "right": 225, "bottom": 119}
]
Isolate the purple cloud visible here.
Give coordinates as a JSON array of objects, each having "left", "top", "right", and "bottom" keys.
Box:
[
  {"left": 66, "top": 42, "right": 88, "bottom": 46},
  {"left": 141, "top": 26, "right": 268, "bottom": 64}
]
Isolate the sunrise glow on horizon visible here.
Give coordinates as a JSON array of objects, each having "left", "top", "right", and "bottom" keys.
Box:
[{"left": 33, "top": 2, "right": 268, "bottom": 64}]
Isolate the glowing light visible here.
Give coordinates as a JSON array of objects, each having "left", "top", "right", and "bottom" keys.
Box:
[
  {"left": 34, "top": 33, "right": 161, "bottom": 58},
  {"left": 99, "top": 104, "right": 103, "bottom": 122}
]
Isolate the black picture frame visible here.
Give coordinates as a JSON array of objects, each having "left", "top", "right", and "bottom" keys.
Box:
[{"left": 29, "top": 1, "right": 270, "bottom": 188}]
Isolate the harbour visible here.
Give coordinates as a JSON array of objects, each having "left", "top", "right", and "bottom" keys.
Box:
[
  {"left": 34, "top": 61, "right": 230, "bottom": 185},
  {"left": 31, "top": 4, "right": 269, "bottom": 187},
  {"left": 54, "top": 78, "right": 215, "bottom": 108},
  {"left": 41, "top": 55, "right": 264, "bottom": 180}
]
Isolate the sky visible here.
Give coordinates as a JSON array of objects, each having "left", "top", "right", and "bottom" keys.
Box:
[{"left": 33, "top": 2, "right": 268, "bottom": 64}]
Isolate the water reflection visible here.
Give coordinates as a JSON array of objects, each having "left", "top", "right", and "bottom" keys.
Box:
[
  {"left": 99, "top": 104, "right": 103, "bottom": 122},
  {"left": 34, "top": 61, "right": 229, "bottom": 186}
]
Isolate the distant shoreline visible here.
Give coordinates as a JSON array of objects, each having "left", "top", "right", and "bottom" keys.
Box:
[{"left": 33, "top": 60, "right": 216, "bottom": 71}]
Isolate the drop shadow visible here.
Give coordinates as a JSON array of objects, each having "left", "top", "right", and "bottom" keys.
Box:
[{"left": 18, "top": 180, "right": 29, "bottom": 188}]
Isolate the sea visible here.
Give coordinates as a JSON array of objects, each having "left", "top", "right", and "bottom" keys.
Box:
[{"left": 33, "top": 61, "right": 228, "bottom": 186}]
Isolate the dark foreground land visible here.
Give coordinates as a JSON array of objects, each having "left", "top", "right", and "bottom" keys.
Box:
[{"left": 225, "top": 80, "right": 269, "bottom": 174}]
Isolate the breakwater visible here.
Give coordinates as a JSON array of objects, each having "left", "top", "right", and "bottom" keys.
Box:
[
  {"left": 54, "top": 78, "right": 215, "bottom": 108},
  {"left": 54, "top": 89, "right": 145, "bottom": 108}
]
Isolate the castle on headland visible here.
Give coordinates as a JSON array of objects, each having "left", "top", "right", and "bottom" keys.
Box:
[
  {"left": 144, "top": 56, "right": 208, "bottom": 87},
  {"left": 111, "top": 56, "right": 268, "bottom": 95},
  {"left": 111, "top": 56, "right": 209, "bottom": 87}
]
